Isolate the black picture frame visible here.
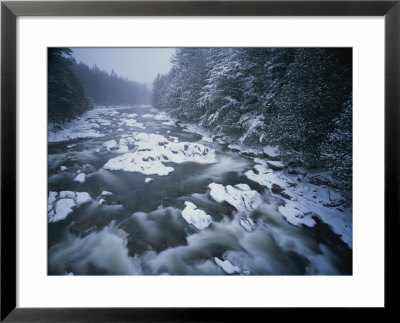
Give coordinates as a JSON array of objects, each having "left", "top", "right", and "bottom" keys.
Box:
[{"left": 1, "top": 0, "right": 399, "bottom": 321}]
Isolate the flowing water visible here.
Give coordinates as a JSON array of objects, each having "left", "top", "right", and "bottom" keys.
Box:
[{"left": 48, "top": 105, "right": 352, "bottom": 275}]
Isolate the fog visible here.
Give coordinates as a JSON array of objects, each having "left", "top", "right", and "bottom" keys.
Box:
[{"left": 71, "top": 48, "right": 175, "bottom": 85}]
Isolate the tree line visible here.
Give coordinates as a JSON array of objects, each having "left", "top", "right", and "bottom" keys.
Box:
[
  {"left": 72, "top": 61, "right": 151, "bottom": 106},
  {"left": 152, "top": 48, "right": 352, "bottom": 192},
  {"left": 48, "top": 48, "right": 151, "bottom": 129}
]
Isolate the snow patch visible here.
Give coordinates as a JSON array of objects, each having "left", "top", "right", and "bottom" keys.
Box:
[{"left": 181, "top": 201, "right": 213, "bottom": 230}]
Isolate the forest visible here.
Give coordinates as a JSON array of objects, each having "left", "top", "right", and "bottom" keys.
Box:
[
  {"left": 48, "top": 48, "right": 151, "bottom": 129},
  {"left": 152, "top": 48, "right": 352, "bottom": 194}
]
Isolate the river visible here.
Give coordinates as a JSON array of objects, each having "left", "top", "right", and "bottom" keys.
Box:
[{"left": 48, "top": 105, "right": 352, "bottom": 275}]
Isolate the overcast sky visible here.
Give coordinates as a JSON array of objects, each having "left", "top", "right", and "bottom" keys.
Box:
[{"left": 71, "top": 48, "right": 175, "bottom": 85}]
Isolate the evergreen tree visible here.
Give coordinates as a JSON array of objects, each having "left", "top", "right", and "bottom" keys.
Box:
[
  {"left": 151, "top": 47, "right": 352, "bottom": 193},
  {"left": 48, "top": 48, "right": 92, "bottom": 130}
]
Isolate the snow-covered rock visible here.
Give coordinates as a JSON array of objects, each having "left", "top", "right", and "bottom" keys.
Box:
[
  {"left": 208, "top": 183, "right": 263, "bottom": 212},
  {"left": 50, "top": 198, "right": 76, "bottom": 223},
  {"left": 133, "top": 132, "right": 169, "bottom": 151},
  {"left": 101, "top": 191, "right": 113, "bottom": 196},
  {"left": 103, "top": 140, "right": 118, "bottom": 151},
  {"left": 144, "top": 178, "right": 153, "bottom": 183},
  {"left": 74, "top": 173, "right": 86, "bottom": 183},
  {"left": 228, "top": 144, "right": 263, "bottom": 158},
  {"left": 245, "top": 163, "right": 291, "bottom": 192},
  {"left": 202, "top": 136, "right": 213, "bottom": 143},
  {"left": 288, "top": 167, "right": 307, "bottom": 176},
  {"left": 266, "top": 160, "right": 285, "bottom": 171},
  {"left": 76, "top": 192, "right": 92, "bottom": 205},
  {"left": 104, "top": 150, "right": 175, "bottom": 176},
  {"left": 181, "top": 201, "right": 213, "bottom": 230},
  {"left": 214, "top": 257, "right": 241, "bottom": 274},
  {"left": 59, "top": 191, "right": 76, "bottom": 199},
  {"left": 104, "top": 135, "right": 217, "bottom": 176},
  {"left": 60, "top": 166, "right": 68, "bottom": 171},
  {"left": 48, "top": 191, "right": 58, "bottom": 206},
  {"left": 116, "top": 139, "right": 129, "bottom": 153},
  {"left": 48, "top": 191, "right": 94, "bottom": 222},
  {"left": 263, "top": 145, "right": 280, "bottom": 160}
]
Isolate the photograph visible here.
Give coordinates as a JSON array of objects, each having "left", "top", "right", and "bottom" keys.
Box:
[{"left": 47, "top": 47, "right": 352, "bottom": 276}]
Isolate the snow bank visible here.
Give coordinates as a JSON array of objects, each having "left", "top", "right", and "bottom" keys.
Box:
[
  {"left": 181, "top": 201, "right": 213, "bottom": 230},
  {"left": 48, "top": 108, "right": 109, "bottom": 142},
  {"left": 245, "top": 158, "right": 352, "bottom": 247},
  {"left": 278, "top": 202, "right": 316, "bottom": 227},
  {"left": 208, "top": 183, "right": 263, "bottom": 212}
]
